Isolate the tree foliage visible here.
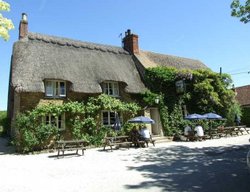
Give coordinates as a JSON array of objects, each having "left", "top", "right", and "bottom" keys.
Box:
[
  {"left": 144, "top": 67, "right": 239, "bottom": 128},
  {"left": 0, "top": 0, "right": 14, "bottom": 40},
  {"left": 231, "top": 0, "right": 250, "bottom": 23}
]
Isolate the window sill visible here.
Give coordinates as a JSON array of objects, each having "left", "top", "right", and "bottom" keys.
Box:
[
  {"left": 44, "top": 96, "right": 66, "bottom": 99},
  {"left": 108, "top": 95, "right": 120, "bottom": 98}
]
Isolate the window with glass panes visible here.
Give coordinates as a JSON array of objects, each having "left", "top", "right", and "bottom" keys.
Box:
[
  {"left": 45, "top": 80, "right": 66, "bottom": 97},
  {"left": 44, "top": 114, "right": 65, "bottom": 130},
  {"left": 102, "top": 111, "right": 122, "bottom": 126},
  {"left": 102, "top": 81, "right": 119, "bottom": 96}
]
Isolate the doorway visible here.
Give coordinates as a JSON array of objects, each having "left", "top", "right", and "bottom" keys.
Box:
[{"left": 149, "top": 108, "right": 163, "bottom": 136}]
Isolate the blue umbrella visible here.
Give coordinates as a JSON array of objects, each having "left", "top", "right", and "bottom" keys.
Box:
[
  {"left": 185, "top": 113, "right": 206, "bottom": 120},
  {"left": 113, "top": 112, "right": 121, "bottom": 131},
  {"left": 128, "top": 116, "right": 155, "bottom": 124},
  {"left": 202, "top": 113, "right": 222, "bottom": 120}
]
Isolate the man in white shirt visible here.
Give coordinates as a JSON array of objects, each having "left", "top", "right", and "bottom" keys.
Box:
[
  {"left": 194, "top": 125, "right": 204, "bottom": 137},
  {"left": 139, "top": 126, "right": 151, "bottom": 139},
  {"left": 138, "top": 126, "right": 152, "bottom": 147}
]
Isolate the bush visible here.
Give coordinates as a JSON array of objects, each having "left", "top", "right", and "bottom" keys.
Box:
[
  {"left": 242, "top": 107, "right": 250, "bottom": 127},
  {"left": 14, "top": 95, "right": 140, "bottom": 153},
  {"left": 226, "top": 102, "right": 242, "bottom": 126},
  {"left": 14, "top": 113, "right": 59, "bottom": 153},
  {"left": 0, "top": 111, "right": 8, "bottom": 136}
]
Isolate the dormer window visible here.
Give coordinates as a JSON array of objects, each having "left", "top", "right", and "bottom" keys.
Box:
[
  {"left": 102, "top": 81, "right": 119, "bottom": 97},
  {"left": 45, "top": 80, "right": 66, "bottom": 98}
]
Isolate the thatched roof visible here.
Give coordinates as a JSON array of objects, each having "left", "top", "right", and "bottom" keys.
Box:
[
  {"left": 135, "top": 51, "right": 207, "bottom": 70},
  {"left": 11, "top": 32, "right": 208, "bottom": 94},
  {"left": 11, "top": 32, "right": 146, "bottom": 93}
]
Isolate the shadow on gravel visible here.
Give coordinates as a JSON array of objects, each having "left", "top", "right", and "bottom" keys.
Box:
[
  {"left": 0, "top": 137, "right": 15, "bottom": 155},
  {"left": 125, "top": 144, "right": 250, "bottom": 192}
]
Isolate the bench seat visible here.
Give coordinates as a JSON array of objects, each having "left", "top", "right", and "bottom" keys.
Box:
[{"left": 56, "top": 140, "right": 87, "bottom": 157}]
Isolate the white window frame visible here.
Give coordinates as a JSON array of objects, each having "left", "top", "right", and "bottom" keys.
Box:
[
  {"left": 45, "top": 80, "right": 66, "bottom": 98},
  {"left": 43, "top": 113, "right": 65, "bottom": 131},
  {"left": 101, "top": 111, "right": 122, "bottom": 126},
  {"left": 102, "top": 81, "right": 119, "bottom": 97}
]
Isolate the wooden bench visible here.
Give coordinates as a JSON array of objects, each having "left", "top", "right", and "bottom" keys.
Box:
[
  {"left": 234, "top": 125, "right": 248, "bottom": 135},
  {"left": 103, "top": 136, "right": 133, "bottom": 151},
  {"left": 56, "top": 140, "right": 88, "bottom": 157},
  {"left": 142, "top": 136, "right": 156, "bottom": 147},
  {"left": 223, "top": 126, "right": 241, "bottom": 136},
  {"left": 208, "top": 127, "right": 226, "bottom": 139}
]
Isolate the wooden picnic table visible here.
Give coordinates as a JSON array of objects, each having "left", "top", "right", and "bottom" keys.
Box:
[
  {"left": 103, "top": 136, "right": 133, "bottom": 151},
  {"left": 207, "top": 125, "right": 249, "bottom": 138},
  {"left": 56, "top": 140, "right": 88, "bottom": 157},
  {"left": 235, "top": 125, "right": 249, "bottom": 135}
]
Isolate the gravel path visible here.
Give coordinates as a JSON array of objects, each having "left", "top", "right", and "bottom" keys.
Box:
[{"left": 0, "top": 134, "right": 250, "bottom": 192}]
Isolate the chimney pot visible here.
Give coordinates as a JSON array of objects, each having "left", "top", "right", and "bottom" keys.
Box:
[
  {"left": 127, "top": 29, "right": 131, "bottom": 35},
  {"left": 22, "top": 13, "right": 28, "bottom": 23},
  {"left": 122, "top": 29, "right": 139, "bottom": 54},
  {"left": 19, "top": 13, "right": 28, "bottom": 39}
]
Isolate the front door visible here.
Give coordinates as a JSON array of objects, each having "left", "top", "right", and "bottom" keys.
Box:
[{"left": 147, "top": 108, "right": 163, "bottom": 136}]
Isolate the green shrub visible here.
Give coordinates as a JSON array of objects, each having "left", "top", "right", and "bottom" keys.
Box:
[
  {"left": 0, "top": 111, "right": 8, "bottom": 136},
  {"left": 226, "top": 102, "right": 242, "bottom": 126},
  {"left": 14, "top": 95, "right": 140, "bottom": 153},
  {"left": 14, "top": 113, "right": 59, "bottom": 153},
  {"left": 242, "top": 107, "right": 250, "bottom": 127}
]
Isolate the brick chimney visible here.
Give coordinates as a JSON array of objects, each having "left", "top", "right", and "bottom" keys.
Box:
[
  {"left": 122, "top": 29, "right": 139, "bottom": 54},
  {"left": 19, "top": 13, "right": 28, "bottom": 39}
]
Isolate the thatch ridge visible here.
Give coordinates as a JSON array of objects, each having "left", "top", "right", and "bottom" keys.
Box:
[{"left": 27, "top": 32, "right": 129, "bottom": 55}]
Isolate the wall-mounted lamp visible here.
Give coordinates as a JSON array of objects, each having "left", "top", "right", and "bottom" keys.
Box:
[{"left": 155, "top": 97, "right": 160, "bottom": 104}]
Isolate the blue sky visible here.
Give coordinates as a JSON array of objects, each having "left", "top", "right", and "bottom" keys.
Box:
[{"left": 1, "top": 0, "right": 250, "bottom": 110}]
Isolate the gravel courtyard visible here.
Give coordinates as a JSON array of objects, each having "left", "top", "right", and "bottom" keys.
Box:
[{"left": 0, "top": 134, "right": 250, "bottom": 192}]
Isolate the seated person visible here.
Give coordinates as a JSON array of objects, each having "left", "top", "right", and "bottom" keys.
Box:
[
  {"left": 184, "top": 125, "right": 192, "bottom": 136},
  {"left": 194, "top": 124, "right": 204, "bottom": 137},
  {"left": 129, "top": 127, "right": 141, "bottom": 147},
  {"left": 138, "top": 126, "right": 152, "bottom": 147}
]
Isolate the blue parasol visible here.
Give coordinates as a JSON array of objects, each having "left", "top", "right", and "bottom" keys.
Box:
[
  {"left": 202, "top": 113, "right": 222, "bottom": 120},
  {"left": 185, "top": 113, "right": 206, "bottom": 120},
  {"left": 128, "top": 116, "right": 155, "bottom": 124}
]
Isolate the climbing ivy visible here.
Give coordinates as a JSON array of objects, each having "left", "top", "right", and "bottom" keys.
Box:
[
  {"left": 14, "top": 94, "right": 140, "bottom": 153},
  {"left": 144, "top": 67, "right": 240, "bottom": 135}
]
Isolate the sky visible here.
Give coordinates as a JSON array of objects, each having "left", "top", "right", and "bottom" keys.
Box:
[{"left": 1, "top": 0, "right": 250, "bottom": 110}]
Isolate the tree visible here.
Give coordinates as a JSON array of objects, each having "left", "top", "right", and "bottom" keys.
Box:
[
  {"left": 0, "top": 0, "right": 14, "bottom": 41},
  {"left": 231, "top": 0, "right": 250, "bottom": 23}
]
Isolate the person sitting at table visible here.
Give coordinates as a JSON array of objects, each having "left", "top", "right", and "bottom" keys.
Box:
[
  {"left": 184, "top": 125, "right": 192, "bottom": 136},
  {"left": 194, "top": 124, "right": 204, "bottom": 140},
  {"left": 138, "top": 126, "right": 152, "bottom": 147},
  {"left": 129, "top": 127, "right": 141, "bottom": 147}
]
